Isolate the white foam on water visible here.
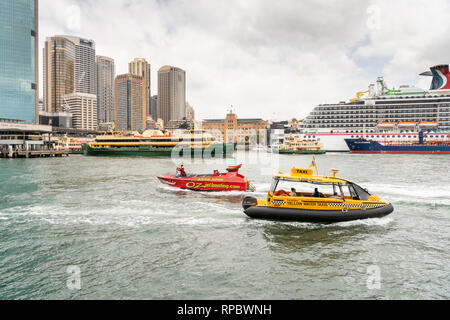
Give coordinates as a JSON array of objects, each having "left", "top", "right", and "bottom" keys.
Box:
[
  {"left": 365, "top": 183, "right": 450, "bottom": 206},
  {"left": 247, "top": 216, "right": 395, "bottom": 230},
  {"left": 366, "top": 183, "right": 450, "bottom": 198},
  {"left": 331, "top": 216, "right": 395, "bottom": 228},
  {"left": 3, "top": 197, "right": 246, "bottom": 228}
]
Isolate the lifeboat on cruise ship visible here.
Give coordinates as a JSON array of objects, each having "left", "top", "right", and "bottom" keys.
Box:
[
  {"left": 377, "top": 122, "right": 396, "bottom": 129},
  {"left": 398, "top": 122, "right": 417, "bottom": 128},
  {"left": 242, "top": 167, "right": 394, "bottom": 223},
  {"left": 419, "top": 121, "right": 438, "bottom": 128},
  {"left": 158, "top": 165, "right": 255, "bottom": 192}
]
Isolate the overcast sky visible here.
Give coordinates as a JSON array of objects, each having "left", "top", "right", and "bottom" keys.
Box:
[{"left": 39, "top": 0, "right": 450, "bottom": 121}]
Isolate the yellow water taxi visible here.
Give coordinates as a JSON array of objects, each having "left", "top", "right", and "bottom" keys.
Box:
[{"left": 242, "top": 167, "right": 394, "bottom": 222}]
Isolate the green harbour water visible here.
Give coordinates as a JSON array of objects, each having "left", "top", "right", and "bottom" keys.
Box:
[{"left": 0, "top": 152, "right": 449, "bottom": 300}]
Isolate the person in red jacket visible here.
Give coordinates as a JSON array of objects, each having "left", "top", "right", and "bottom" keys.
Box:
[{"left": 177, "top": 165, "right": 187, "bottom": 177}]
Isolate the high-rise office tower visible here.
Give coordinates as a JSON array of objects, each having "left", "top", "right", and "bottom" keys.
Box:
[
  {"left": 114, "top": 74, "right": 146, "bottom": 131},
  {"left": 43, "top": 36, "right": 75, "bottom": 113},
  {"left": 157, "top": 66, "right": 186, "bottom": 124},
  {"left": 128, "top": 58, "right": 151, "bottom": 116},
  {"left": 43, "top": 35, "right": 96, "bottom": 115},
  {"left": 63, "top": 93, "right": 97, "bottom": 130},
  {"left": 96, "top": 56, "right": 115, "bottom": 125},
  {"left": 61, "top": 36, "right": 96, "bottom": 95},
  {"left": 0, "top": 0, "right": 39, "bottom": 123}
]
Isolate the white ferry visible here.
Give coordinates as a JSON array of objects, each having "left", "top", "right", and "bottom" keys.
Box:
[{"left": 299, "top": 65, "right": 450, "bottom": 152}]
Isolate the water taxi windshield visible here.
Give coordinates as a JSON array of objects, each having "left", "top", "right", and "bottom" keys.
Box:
[{"left": 270, "top": 177, "right": 371, "bottom": 200}]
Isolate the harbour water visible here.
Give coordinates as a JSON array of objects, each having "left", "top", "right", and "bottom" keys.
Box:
[{"left": 0, "top": 152, "right": 448, "bottom": 300}]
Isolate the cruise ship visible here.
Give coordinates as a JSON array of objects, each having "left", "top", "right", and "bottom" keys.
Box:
[{"left": 299, "top": 65, "right": 450, "bottom": 152}]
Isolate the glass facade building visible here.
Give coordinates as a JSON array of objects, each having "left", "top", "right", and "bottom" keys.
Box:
[
  {"left": 0, "top": 0, "right": 38, "bottom": 123},
  {"left": 43, "top": 36, "right": 75, "bottom": 113}
]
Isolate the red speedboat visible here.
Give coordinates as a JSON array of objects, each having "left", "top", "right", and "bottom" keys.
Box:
[{"left": 157, "top": 165, "right": 255, "bottom": 192}]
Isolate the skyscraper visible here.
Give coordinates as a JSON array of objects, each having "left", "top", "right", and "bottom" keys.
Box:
[
  {"left": 96, "top": 56, "right": 115, "bottom": 125},
  {"left": 43, "top": 36, "right": 75, "bottom": 113},
  {"left": 114, "top": 74, "right": 146, "bottom": 131},
  {"left": 63, "top": 93, "right": 97, "bottom": 130},
  {"left": 61, "top": 36, "right": 96, "bottom": 95},
  {"left": 43, "top": 35, "right": 96, "bottom": 127},
  {"left": 0, "top": 0, "right": 39, "bottom": 123},
  {"left": 128, "top": 58, "right": 151, "bottom": 116},
  {"left": 157, "top": 66, "right": 186, "bottom": 124}
]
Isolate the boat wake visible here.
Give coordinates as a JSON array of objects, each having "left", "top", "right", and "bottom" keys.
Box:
[
  {"left": 248, "top": 216, "right": 395, "bottom": 230},
  {"left": 365, "top": 183, "right": 450, "bottom": 206}
]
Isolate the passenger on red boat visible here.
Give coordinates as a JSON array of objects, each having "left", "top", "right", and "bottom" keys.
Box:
[
  {"left": 213, "top": 170, "right": 220, "bottom": 176},
  {"left": 177, "top": 165, "right": 187, "bottom": 177}
]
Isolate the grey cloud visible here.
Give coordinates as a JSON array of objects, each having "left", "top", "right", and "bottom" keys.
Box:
[{"left": 39, "top": 0, "right": 447, "bottom": 120}]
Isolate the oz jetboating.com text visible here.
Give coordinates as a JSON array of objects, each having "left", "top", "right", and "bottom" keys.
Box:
[{"left": 177, "top": 304, "right": 272, "bottom": 318}]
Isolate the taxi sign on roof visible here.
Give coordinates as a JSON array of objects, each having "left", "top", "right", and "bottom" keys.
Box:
[
  {"left": 291, "top": 168, "right": 314, "bottom": 176},
  {"left": 275, "top": 169, "right": 349, "bottom": 184}
]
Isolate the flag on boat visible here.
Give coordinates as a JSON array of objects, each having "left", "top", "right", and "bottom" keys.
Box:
[
  {"left": 309, "top": 157, "right": 319, "bottom": 175},
  {"left": 309, "top": 157, "right": 316, "bottom": 169}
]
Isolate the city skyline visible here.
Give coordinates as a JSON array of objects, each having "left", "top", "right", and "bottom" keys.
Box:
[{"left": 37, "top": 0, "right": 450, "bottom": 122}]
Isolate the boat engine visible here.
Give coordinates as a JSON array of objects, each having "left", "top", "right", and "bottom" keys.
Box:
[{"left": 242, "top": 196, "right": 258, "bottom": 210}]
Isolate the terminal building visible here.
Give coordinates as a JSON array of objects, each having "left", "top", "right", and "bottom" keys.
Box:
[
  {"left": 202, "top": 111, "right": 268, "bottom": 144},
  {"left": 0, "top": 119, "right": 65, "bottom": 158}
]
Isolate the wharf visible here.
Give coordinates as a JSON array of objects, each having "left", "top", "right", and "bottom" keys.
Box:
[
  {"left": 0, "top": 120, "right": 68, "bottom": 159},
  {"left": 1, "top": 149, "right": 69, "bottom": 159}
]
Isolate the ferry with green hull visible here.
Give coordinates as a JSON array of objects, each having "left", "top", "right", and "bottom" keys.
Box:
[
  {"left": 275, "top": 137, "right": 326, "bottom": 155},
  {"left": 83, "top": 130, "right": 236, "bottom": 158},
  {"left": 58, "top": 137, "right": 93, "bottom": 155},
  {"left": 278, "top": 149, "right": 326, "bottom": 155}
]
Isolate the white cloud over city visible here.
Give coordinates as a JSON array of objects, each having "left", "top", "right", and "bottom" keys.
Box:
[{"left": 39, "top": 0, "right": 450, "bottom": 120}]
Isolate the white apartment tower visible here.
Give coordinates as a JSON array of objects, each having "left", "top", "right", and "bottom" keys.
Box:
[{"left": 63, "top": 93, "right": 98, "bottom": 130}]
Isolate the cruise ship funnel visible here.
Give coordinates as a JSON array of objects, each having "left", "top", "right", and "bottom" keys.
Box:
[{"left": 421, "top": 64, "right": 450, "bottom": 90}]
